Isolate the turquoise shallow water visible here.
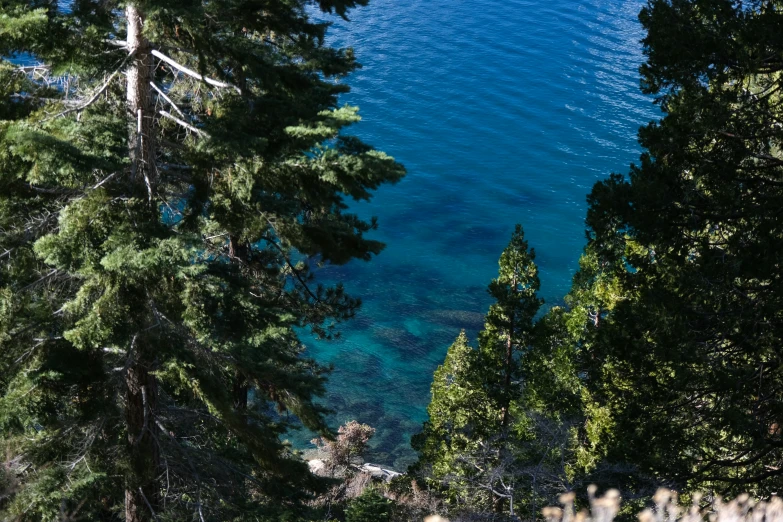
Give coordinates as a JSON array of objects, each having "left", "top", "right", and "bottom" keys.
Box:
[{"left": 296, "top": 0, "right": 660, "bottom": 468}]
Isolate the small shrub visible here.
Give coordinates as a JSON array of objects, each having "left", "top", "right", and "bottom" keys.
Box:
[
  {"left": 346, "top": 488, "right": 393, "bottom": 522},
  {"left": 312, "top": 421, "right": 376, "bottom": 473}
]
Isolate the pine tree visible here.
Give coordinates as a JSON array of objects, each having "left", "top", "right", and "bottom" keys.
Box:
[
  {"left": 413, "top": 225, "right": 543, "bottom": 515},
  {"left": 0, "top": 1, "right": 403, "bottom": 519},
  {"left": 511, "top": 306, "right": 588, "bottom": 513},
  {"left": 481, "top": 224, "right": 543, "bottom": 429},
  {"left": 412, "top": 331, "right": 492, "bottom": 480},
  {"left": 573, "top": 0, "right": 783, "bottom": 497}
]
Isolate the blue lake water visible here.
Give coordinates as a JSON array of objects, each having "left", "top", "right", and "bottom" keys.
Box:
[{"left": 296, "top": 0, "right": 660, "bottom": 468}]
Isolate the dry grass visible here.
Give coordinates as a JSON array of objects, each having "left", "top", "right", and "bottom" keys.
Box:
[
  {"left": 422, "top": 486, "right": 783, "bottom": 522},
  {"left": 541, "top": 487, "right": 783, "bottom": 522}
]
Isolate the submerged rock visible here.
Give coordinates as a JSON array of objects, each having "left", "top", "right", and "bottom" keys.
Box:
[
  {"left": 373, "top": 326, "right": 422, "bottom": 349},
  {"left": 429, "top": 309, "right": 485, "bottom": 329}
]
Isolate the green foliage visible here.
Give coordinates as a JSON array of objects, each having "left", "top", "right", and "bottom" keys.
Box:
[
  {"left": 565, "top": 0, "right": 783, "bottom": 499},
  {"left": 481, "top": 224, "right": 543, "bottom": 427},
  {"left": 415, "top": 225, "right": 565, "bottom": 517},
  {"left": 0, "top": 0, "right": 403, "bottom": 519},
  {"left": 346, "top": 488, "right": 393, "bottom": 522}
]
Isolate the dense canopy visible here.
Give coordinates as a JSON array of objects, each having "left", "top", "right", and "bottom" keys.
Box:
[{"left": 0, "top": 0, "right": 403, "bottom": 519}]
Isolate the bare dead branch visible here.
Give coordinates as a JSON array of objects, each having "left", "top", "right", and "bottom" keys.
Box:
[
  {"left": 150, "top": 82, "right": 186, "bottom": 118},
  {"left": 51, "top": 50, "right": 135, "bottom": 119},
  {"left": 151, "top": 50, "right": 241, "bottom": 94},
  {"left": 159, "top": 110, "right": 208, "bottom": 137}
]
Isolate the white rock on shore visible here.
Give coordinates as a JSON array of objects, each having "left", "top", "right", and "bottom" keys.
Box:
[
  {"left": 357, "top": 463, "right": 402, "bottom": 482},
  {"left": 308, "top": 459, "right": 326, "bottom": 474}
]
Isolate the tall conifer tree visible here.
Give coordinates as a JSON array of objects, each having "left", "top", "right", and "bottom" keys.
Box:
[
  {"left": 414, "top": 225, "right": 542, "bottom": 514},
  {"left": 481, "top": 224, "right": 543, "bottom": 429},
  {"left": 0, "top": 0, "right": 404, "bottom": 519},
  {"left": 574, "top": 0, "right": 783, "bottom": 496}
]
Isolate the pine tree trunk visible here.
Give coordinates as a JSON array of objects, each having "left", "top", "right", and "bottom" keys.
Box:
[
  {"left": 233, "top": 370, "right": 249, "bottom": 412},
  {"left": 126, "top": 3, "right": 156, "bottom": 200},
  {"left": 501, "top": 277, "right": 517, "bottom": 429},
  {"left": 125, "top": 354, "right": 160, "bottom": 522},
  {"left": 501, "top": 326, "right": 513, "bottom": 427},
  {"left": 125, "top": 5, "right": 160, "bottom": 521}
]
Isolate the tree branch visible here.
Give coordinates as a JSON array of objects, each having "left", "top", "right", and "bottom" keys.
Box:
[
  {"left": 52, "top": 51, "right": 135, "bottom": 119},
  {"left": 150, "top": 82, "right": 186, "bottom": 118},
  {"left": 138, "top": 486, "right": 160, "bottom": 520},
  {"left": 151, "top": 50, "right": 241, "bottom": 94},
  {"left": 159, "top": 110, "right": 208, "bottom": 137}
]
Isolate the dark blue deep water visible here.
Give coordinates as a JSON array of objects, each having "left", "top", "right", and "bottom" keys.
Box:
[{"left": 296, "top": 0, "right": 660, "bottom": 468}]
